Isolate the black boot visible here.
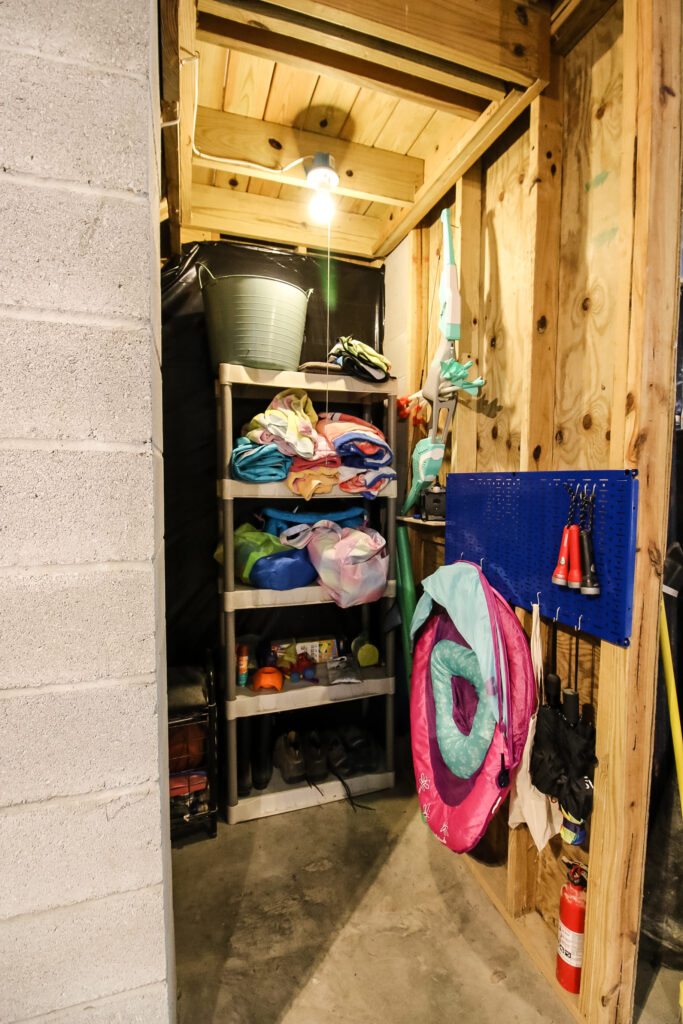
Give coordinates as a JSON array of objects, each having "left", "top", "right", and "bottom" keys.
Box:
[
  {"left": 251, "top": 715, "right": 273, "bottom": 790},
  {"left": 237, "top": 718, "right": 252, "bottom": 798}
]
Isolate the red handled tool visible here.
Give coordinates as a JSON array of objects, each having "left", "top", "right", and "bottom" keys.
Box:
[{"left": 553, "top": 485, "right": 581, "bottom": 586}]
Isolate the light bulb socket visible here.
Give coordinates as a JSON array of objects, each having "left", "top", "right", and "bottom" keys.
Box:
[{"left": 306, "top": 152, "right": 339, "bottom": 191}]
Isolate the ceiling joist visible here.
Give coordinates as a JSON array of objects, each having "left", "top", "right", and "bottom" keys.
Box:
[
  {"left": 374, "top": 81, "right": 547, "bottom": 257},
  {"left": 193, "top": 107, "right": 424, "bottom": 205},
  {"left": 199, "top": 0, "right": 506, "bottom": 103},
  {"left": 160, "top": 0, "right": 196, "bottom": 251},
  {"left": 259, "top": 0, "right": 550, "bottom": 86},
  {"left": 190, "top": 183, "right": 380, "bottom": 257},
  {"left": 196, "top": 12, "right": 489, "bottom": 119}
]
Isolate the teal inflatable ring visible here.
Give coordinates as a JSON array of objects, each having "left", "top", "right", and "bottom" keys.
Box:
[{"left": 430, "top": 639, "right": 497, "bottom": 780}]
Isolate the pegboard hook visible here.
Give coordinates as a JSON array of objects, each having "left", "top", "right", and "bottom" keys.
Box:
[
  {"left": 480, "top": 557, "right": 484, "bottom": 569},
  {"left": 554, "top": 607, "right": 560, "bottom": 622},
  {"left": 577, "top": 614, "right": 583, "bottom": 632},
  {"left": 536, "top": 591, "right": 541, "bottom": 605}
]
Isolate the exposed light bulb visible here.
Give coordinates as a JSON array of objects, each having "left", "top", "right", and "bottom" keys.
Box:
[{"left": 309, "top": 188, "right": 335, "bottom": 225}]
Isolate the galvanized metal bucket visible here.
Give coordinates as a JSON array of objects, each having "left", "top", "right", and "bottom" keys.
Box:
[{"left": 198, "top": 265, "right": 312, "bottom": 372}]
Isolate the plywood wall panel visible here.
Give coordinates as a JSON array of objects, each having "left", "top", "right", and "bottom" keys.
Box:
[
  {"left": 477, "top": 126, "right": 533, "bottom": 472},
  {"left": 553, "top": 5, "right": 623, "bottom": 471}
]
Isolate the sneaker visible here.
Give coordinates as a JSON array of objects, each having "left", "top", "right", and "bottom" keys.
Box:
[
  {"left": 237, "top": 718, "right": 252, "bottom": 798},
  {"left": 322, "top": 729, "right": 353, "bottom": 778},
  {"left": 251, "top": 716, "right": 273, "bottom": 790},
  {"left": 274, "top": 731, "right": 306, "bottom": 785},
  {"left": 303, "top": 731, "right": 328, "bottom": 783},
  {"left": 338, "top": 724, "right": 377, "bottom": 774}
]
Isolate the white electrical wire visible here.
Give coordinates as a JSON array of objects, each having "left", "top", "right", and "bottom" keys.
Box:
[{"left": 162, "top": 54, "right": 315, "bottom": 176}]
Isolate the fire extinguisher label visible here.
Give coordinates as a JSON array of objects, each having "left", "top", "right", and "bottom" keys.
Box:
[{"left": 558, "top": 922, "right": 584, "bottom": 967}]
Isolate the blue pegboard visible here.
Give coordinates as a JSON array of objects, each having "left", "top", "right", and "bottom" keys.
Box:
[{"left": 445, "top": 470, "right": 639, "bottom": 646}]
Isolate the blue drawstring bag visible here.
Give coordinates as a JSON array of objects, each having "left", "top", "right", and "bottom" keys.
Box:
[
  {"left": 250, "top": 547, "right": 317, "bottom": 590},
  {"left": 261, "top": 505, "right": 366, "bottom": 537}
]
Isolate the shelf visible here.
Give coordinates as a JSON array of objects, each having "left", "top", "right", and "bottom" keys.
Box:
[
  {"left": 223, "top": 579, "right": 396, "bottom": 611},
  {"left": 397, "top": 516, "right": 446, "bottom": 527},
  {"left": 227, "top": 769, "right": 395, "bottom": 824},
  {"left": 226, "top": 667, "right": 393, "bottom": 719},
  {"left": 218, "top": 363, "right": 396, "bottom": 400},
  {"left": 168, "top": 706, "right": 214, "bottom": 726},
  {"left": 220, "top": 478, "right": 397, "bottom": 500}
]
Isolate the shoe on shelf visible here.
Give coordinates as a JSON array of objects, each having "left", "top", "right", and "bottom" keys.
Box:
[
  {"left": 237, "top": 718, "right": 252, "bottom": 798},
  {"left": 274, "top": 731, "right": 306, "bottom": 785},
  {"left": 251, "top": 716, "right": 273, "bottom": 791},
  {"left": 303, "top": 730, "right": 328, "bottom": 783},
  {"left": 338, "top": 724, "right": 378, "bottom": 774},
  {"left": 322, "top": 729, "right": 353, "bottom": 778}
]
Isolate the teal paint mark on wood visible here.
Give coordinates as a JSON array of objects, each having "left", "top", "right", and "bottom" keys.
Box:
[
  {"left": 592, "top": 226, "right": 619, "bottom": 248},
  {"left": 584, "top": 170, "right": 609, "bottom": 192}
]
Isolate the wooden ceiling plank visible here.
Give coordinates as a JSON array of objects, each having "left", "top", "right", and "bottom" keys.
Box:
[
  {"left": 196, "top": 13, "right": 488, "bottom": 119},
  {"left": 223, "top": 50, "right": 275, "bottom": 115},
  {"left": 214, "top": 170, "right": 249, "bottom": 191},
  {"left": 303, "top": 76, "right": 360, "bottom": 135},
  {"left": 198, "top": 0, "right": 506, "bottom": 102},
  {"left": 373, "top": 98, "right": 435, "bottom": 155},
  {"left": 258, "top": 0, "right": 550, "bottom": 86},
  {"left": 551, "top": 0, "right": 619, "bottom": 56},
  {"left": 197, "top": 41, "right": 228, "bottom": 109},
  {"left": 193, "top": 106, "right": 424, "bottom": 205},
  {"left": 373, "top": 81, "right": 547, "bottom": 258},
  {"left": 339, "top": 88, "right": 397, "bottom": 146},
  {"left": 407, "top": 110, "right": 472, "bottom": 161},
  {"left": 262, "top": 62, "right": 319, "bottom": 126},
  {"left": 160, "top": 0, "right": 196, "bottom": 251},
  {"left": 191, "top": 182, "right": 379, "bottom": 256}
]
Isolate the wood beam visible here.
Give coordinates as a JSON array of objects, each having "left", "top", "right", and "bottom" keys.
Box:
[
  {"left": 261, "top": 0, "right": 550, "bottom": 86},
  {"left": 190, "top": 182, "right": 380, "bottom": 256},
  {"left": 196, "top": 12, "right": 488, "bottom": 119},
  {"left": 199, "top": 0, "right": 506, "bottom": 102},
  {"left": 580, "top": 1, "right": 682, "bottom": 1021},
  {"left": 451, "top": 163, "right": 482, "bottom": 475},
  {"left": 193, "top": 107, "right": 424, "bottom": 205},
  {"left": 160, "top": 0, "right": 196, "bottom": 253},
  {"left": 551, "top": 0, "right": 619, "bottom": 56},
  {"left": 519, "top": 57, "right": 563, "bottom": 472},
  {"left": 373, "top": 82, "right": 546, "bottom": 258}
]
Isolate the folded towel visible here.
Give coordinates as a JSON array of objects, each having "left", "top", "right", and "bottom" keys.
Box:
[
  {"left": 338, "top": 465, "right": 396, "bottom": 499},
  {"left": 230, "top": 436, "right": 293, "bottom": 482},
  {"left": 243, "top": 388, "right": 318, "bottom": 458},
  {"left": 316, "top": 412, "right": 393, "bottom": 469}
]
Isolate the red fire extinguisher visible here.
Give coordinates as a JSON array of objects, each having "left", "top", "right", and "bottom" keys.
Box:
[{"left": 557, "top": 864, "right": 587, "bottom": 994}]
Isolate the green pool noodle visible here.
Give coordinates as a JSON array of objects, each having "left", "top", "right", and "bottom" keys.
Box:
[{"left": 396, "top": 525, "right": 417, "bottom": 689}]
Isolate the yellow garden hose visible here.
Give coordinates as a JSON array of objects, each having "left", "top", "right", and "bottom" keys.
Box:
[{"left": 659, "top": 597, "right": 683, "bottom": 822}]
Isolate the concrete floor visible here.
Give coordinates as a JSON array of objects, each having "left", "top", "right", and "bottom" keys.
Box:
[{"left": 173, "top": 781, "right": 680, "bottom": 1024}]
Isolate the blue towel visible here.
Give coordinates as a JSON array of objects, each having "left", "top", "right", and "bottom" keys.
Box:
[{"left": 230, "top": 437, "right": 292, "bottom": 482}]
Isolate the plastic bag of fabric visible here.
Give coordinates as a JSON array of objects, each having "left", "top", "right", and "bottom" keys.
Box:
[
  {"left": 234, "top": 524, "right": 289, "bottom": 583},
  {"left": 261, "top": 505, "right": 366, "bottom": 537},
  {"left": 249, "top": 547, "right": 317, "bottom": 590},
  {"left": 282, "top": 519, "right": 388, "bottom": 608}
]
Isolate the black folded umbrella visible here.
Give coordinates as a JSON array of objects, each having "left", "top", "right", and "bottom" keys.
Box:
[{"left": 530, "top": 621, "right": 597, "bottom": 825}]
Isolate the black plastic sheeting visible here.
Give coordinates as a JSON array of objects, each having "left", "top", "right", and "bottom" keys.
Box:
[{"left": 161, "top": 241, "right": 385, "bottom": 665}]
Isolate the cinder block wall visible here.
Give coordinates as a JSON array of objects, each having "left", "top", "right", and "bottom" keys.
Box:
[{"left": 0, "top": 2, "right": 174, "bottom": 1021}]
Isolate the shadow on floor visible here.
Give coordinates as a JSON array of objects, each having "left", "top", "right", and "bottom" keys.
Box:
[{"left": 172, "top": 773, "right": 418, "bottom": 1024}]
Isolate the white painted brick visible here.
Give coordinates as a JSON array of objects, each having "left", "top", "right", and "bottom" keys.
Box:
[
  {"left": 0, "top": 450, "right": 154, "bottom": 566},
  {"left": 0, "top": 567, "right": 155, "bottom": 689},
  {"left": 0, "top": 682, "right": 159, "bottom": 806},
  {"left": 20, "top": 983, "right": 170, "bottom": 1024},
  {"left": 0, "top": 887, "right": 167, "bottom": 1021},
  {"left": 21, "top": 983, "right": 170, "bottom": 1024},
  {"left": 0, "top": 54, "right": 149, "bottom": 193},
  {"left": 0, "top": 182, "right": 151, "bottom": 320},
  {"left": 0, "top": 0, "right": 151, "bottom": 75},
  {"left": 0, "top": 786, "right": 163, "bottom": 919},
  {"left": 0, "top": 318, "right": 152, "bottom": 443}
]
